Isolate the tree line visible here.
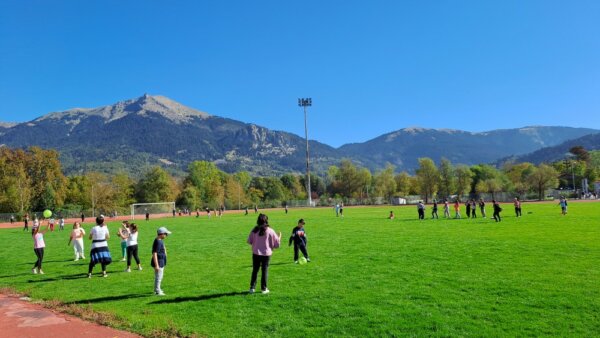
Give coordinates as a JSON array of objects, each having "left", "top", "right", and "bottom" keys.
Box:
[{"left": 0, "top": 146, "right": 598, "bottom": 216}]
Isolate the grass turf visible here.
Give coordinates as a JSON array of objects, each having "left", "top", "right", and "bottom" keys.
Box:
[{"left": 1, "top": 201, "right": 599, "bottom": 337}]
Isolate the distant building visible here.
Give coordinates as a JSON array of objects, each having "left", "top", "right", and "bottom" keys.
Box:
[{"left": 391, "top": 197, "right": 407, "bottom": 205}]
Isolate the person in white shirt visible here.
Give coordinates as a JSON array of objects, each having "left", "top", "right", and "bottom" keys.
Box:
[
  {"left": 125, "top": 223, "right": 142, "bottom": 272},
  {"left": 87, "top": 215, "right": 112, "bottom": 278}
]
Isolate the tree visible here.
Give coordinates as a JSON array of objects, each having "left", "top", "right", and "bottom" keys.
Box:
[
  {"left": 504, "top": 162, "right": 535, "bottom": 197},
  {"left": 177, "top": 186, "right": 200, "bottom": 210},
  {"left": 415, "top": 158, "right": 439, "bottom": 203},
  {"left": 224, "top": 175, "right": 247, "bottom": 209},
  {"left": 527, "top": 164, "right": 559, "bottom": 200},
  {"left": 438, "top": 158, "right": 456, "bottom": 200},
  {"left": 455, "top": 165, "right": 473, "bottom": 198},
  {"left": 327, "top": 160, "right": 371, "bottom": 198},
  {"left": 394, "top": 172, "right": 411, "bottom": 197},
  {"left": 484, "top": 178, "right": 502, "bottom": 199},
  {"left": 111, "top": 172, "right": 135, "bottom": 210},
  {"left": 26, "top": 147, "right": 67, "bottom": 211},
  {"left": 570, "top": 146, "right": 590, "bottom": 163},
  {"left": 373, "top": 164, "right": 396, "bottom": 200},
  {"left": 186, "top": 161, "right": 225, "bottom": 206},
  {"left": 280, "top": 174, "right": 305, "bottom": 199},
  {"left": 136, "top": 166, "right": 177, "bottom": 203}
]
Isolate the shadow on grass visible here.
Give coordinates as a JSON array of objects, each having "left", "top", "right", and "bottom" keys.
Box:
[
  {"left": 68, "top": 293, "right": 148, "bottom": 304},
  {"left": 149, "top": 291, "right": 247, "bottom": 304},
  {"left": 27, "top": 273, "right": 90, "bottom": 283},
  {"left": 0, "top": 272, "right": 37, "bottom": 279},
  {"left": 20, "top": 259, "right": 75, "bottom": 265},
  {"left": 241, "top": 261, "right": 293, "bottom": 268}
]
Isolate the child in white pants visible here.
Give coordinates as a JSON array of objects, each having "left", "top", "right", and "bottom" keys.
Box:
[{"left": 68, "top": 222, "right": 86, "bottom": 260}]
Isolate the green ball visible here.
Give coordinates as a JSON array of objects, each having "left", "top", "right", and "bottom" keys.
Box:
[
  {"left": 43, "top": 210, "right": 52, "bottom": 218},
  {"left": 299, "top": 257, "right": 307, "bottom": 265}
]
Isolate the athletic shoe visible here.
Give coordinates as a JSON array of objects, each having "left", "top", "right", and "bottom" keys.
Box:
[
  {"left": 87, "top": 273, "right": 92, "bottom": 278},
  {"left": 137, "top": 266, "right": 143, "bottom": 270},
  {"left": 81, "top": 256, "right": 86, "bottom": 259},
  {"left": 248, "top": 289, "right": 255, "bottom": 294},
  {"left": 74, "top": 258, "right": 79, "bottom": 261},
  {"left": 121, "top": 258, "right": 126, "bottom": 262},
  {"left": 102, "top": 272, "right": 108, "bottom": 278},
  {"left": 125, "top": 268, "right": 131, "bottom": 272},
  {"left": 155, "top": 291, "right": 165, "bottom": 296},
  {"left": 294, "top": 261, "right": 299, "bottom": 264},
  {"left": 38, "top": 270, "right": 44, "bottom": 274},
  {"left": 32, "top": 268, "right": 38, "bottom": 274},
  {"left": 261, "top": 289, "right": 270, "bottom": 294},
  {"left": 306, "top": 258, "right": 311, "bottom": 262}
]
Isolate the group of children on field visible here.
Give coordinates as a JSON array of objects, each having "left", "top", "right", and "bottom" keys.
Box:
[
  {"left": 403, "top": 198, "right": 523, "bottom": 223},
  {"left": 30, "top": 216, "right": 171, "bottom": 296},
  {"left": 30, "top": 212, "right": 310, "bottom": 296}
]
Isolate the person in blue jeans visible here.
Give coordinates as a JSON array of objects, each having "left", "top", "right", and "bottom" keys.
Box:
[{"left": 289, "top": 219, "right": 310, "bottom": 264}]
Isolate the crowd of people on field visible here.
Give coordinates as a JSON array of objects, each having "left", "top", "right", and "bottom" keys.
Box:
[{"left": 26, "top": 210, "right": 311, "bottom": 296}]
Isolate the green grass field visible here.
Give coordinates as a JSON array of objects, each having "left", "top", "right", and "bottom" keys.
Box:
[{"left": 1, "top": 202, "right": 599, "bottom": 337}]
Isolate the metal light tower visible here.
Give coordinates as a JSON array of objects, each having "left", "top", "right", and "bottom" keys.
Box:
[{"left": 298, "top": 98, "right": 312, "bottom": 207}]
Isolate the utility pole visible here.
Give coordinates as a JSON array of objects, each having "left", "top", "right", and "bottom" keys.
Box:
[{"left": 298, "top": 98, "right": 312, "bottom": 207}]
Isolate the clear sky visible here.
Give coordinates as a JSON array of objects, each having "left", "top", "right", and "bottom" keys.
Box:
[{"left": 1, "top": 0, "right": 599, "bottom": 147}]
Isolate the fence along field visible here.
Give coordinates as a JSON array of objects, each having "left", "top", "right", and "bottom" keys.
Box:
[{"left": 0, "top": 201, "right": 599, "bottom": 337}]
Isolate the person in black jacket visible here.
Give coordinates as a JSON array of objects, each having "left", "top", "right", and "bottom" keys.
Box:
[
  {"left": 289, "top": 219, "right": 310, "bottom": 264},
  {"left": 492, "top": 200, "right": 502, "bottom": 222}
]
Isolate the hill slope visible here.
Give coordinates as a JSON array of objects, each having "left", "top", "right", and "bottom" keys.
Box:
[
  {"left": 501, "top": 132, "right": 600, "bottom": 164},
  {"left": 339, "top": 126, "right": 599, "bottom": 171},
  {"left": 0, "top": 95, "right": 341, "bottom": 176}
]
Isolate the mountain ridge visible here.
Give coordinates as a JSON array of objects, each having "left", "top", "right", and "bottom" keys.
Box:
[{"left": 1, "top": 95, "right": 598, "bottom": 176}]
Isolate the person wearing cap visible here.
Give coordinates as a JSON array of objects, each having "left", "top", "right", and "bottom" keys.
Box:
[
  {"left": 88, "top": 215, "right": 112, "bottom": 278},
  {"left": 247, "top": 214, "right": 281, "bottom": 294},
  {"left": 289, "top": 219, "right": 310, "bottom": 264},
  {"left": 151, "top": 226, "right": 171, "bottom": 296}
]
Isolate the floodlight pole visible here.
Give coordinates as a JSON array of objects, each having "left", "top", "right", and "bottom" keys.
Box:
[{"left": 298, "top": 98, "right": 312, "bottom": 207}]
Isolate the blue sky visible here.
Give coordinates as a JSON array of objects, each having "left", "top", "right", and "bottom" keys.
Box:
[{"left": 0, "top": 0, "right": 599, "bottom": 147}]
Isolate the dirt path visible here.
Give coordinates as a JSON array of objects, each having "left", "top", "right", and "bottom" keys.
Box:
[{"left": 0, "top": 293, "right": 141, "bottom": 338}]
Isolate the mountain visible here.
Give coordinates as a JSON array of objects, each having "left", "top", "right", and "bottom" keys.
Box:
[
  {"left": 338, "top": 126, "right": 600, "bottom": 171},
  {"left": 0, "top": 95, "right": 341, "bottom": 176},
  {"left": 1, "top": 95, "right": 598, "bottom": 176},
  {"left": 501, "top": 132, "right": 600, "bottom": 165}
]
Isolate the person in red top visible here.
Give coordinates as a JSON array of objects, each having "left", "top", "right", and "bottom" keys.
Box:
[
  {"left": 454, "top": 200, "right": 461, "bottom": 219},
  {"left": 247, "top": 214, "right": 281, "bottom": 294}
]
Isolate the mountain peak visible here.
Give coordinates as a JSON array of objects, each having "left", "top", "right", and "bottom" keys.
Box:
[{"left": 35, "top": 94, "right": 210, "bottom": 125}]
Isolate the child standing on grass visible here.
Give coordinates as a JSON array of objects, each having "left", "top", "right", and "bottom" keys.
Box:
[
  {"left": 88, "top": 215, "right": 111, "bottom": 278},
  {"left": 32, "top": 223, "right": 49, "bottom": 274},
  {"left": 443, "top": 200, "right": 450, "bottom": 218},
  {"left": 117, "top": 221, "right": 130, "bottom": 262},
  {"left": 247, "top": 214, "right": 281, "bottom": 294},
  {"left": 559, "top": 197, "right": 568, "bottom": 215},
  {"left": 479, "top": 199, "right": 486, "bottom": 218},
  {"left": 492, "top": 200, "right": 502, "bottom": 222},
  {"left": 389, "top": 211, "right": 395, "bottom": 219},
  {"left": 289, "top": 219, "right": 310, "bottom": 264},
  {"left": 152, "top": 227, "right": 171, "bottom": 296},
  {"left": 59, "top": 217, "right": 65, "bottom": 231},
  {"left": 125, "top": 223, "right": 142, "bottom": 272},
  {"left": 68, "top": 222, "right": 86, "bottom": 261},
  {"left": 454, "top": 200, "right": 461, "bottom": 219}
]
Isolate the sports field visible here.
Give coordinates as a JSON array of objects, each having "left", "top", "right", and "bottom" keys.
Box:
[{"left": 1, "top": 202, "right": 599, "bottom": 337}]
